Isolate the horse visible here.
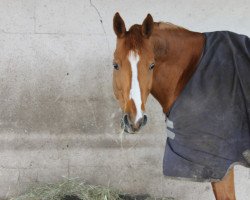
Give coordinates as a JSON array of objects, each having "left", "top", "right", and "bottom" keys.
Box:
[{"left": 112, "top": 13, "right": 250, "bottom": 200}]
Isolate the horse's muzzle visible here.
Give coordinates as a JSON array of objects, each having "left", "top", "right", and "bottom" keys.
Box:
[{"left": 120, "top": 113, "right": 147, "bottom": 133}]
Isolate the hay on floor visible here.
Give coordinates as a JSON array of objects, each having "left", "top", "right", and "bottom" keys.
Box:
[{"left": 9, "top": 179, "right": 174, "bottom": 200}]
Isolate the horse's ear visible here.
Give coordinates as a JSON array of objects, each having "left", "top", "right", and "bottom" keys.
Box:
[
  {"left": 142, "top": 14, "right": 154, "bottom": 38},
  {"left": 113, "top": 12, "right": 126, "bottom": 38}
]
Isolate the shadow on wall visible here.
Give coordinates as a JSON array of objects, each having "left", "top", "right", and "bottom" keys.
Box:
[{"left": 0, "top": 58, "right": 121, "bottom": 134}]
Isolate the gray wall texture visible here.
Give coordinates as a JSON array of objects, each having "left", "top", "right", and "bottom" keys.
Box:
[{"left": 0, "top": 0, "right": 250, "bottom": 199}]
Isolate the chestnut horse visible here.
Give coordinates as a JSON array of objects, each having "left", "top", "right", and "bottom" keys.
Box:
[{"left": 112, "top": 13, "right": 247, "bottom": 200}]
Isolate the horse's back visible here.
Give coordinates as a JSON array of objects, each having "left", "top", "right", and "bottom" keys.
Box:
[
  {"left": 215, "top": 31, "right": 250, "bottom": 112},
  {"left": 197, "top": 31, "right": 250, "bottom": 125}
]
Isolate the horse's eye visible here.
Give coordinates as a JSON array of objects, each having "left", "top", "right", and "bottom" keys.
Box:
[
  {"left": 113, "top": 63, "right": 119, "bottom": 70},
  {"left": 149, "top": 63, "right": 155, "bottom": 70}
]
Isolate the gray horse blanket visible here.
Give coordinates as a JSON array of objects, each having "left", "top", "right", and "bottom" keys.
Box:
[{"left": 163, "top": 31, "right": 250, "bottom": 182}]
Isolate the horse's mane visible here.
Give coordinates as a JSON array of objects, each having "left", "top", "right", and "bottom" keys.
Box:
[{"left": 156, "top": 22, "right": 187, "bottom": 31}]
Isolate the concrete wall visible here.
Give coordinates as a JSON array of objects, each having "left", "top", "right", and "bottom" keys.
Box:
[{"left": 0, "top": 0, "right": 250, "bottom": 199}]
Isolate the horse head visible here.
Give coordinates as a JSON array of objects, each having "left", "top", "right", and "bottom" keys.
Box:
[{"left": 112, "top": 13, "right": 155, "bottom": 133}]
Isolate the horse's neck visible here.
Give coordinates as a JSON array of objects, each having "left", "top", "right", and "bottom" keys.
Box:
[{"left": 150, "top": 27, "right": 205, "bottom": 113}]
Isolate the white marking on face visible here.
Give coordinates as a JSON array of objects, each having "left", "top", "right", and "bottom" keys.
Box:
[{"left": 128, "top": 51, "right": 142, "bottom": 123}]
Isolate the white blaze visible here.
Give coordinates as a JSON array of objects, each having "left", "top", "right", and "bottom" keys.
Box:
[{"left": 128, "top": 51, "right": 142, "bottom": 123}]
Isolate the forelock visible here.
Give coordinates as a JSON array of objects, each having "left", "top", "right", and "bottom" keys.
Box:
[{"left": 125, "top": 25, "right": 144, "bottom": 50}]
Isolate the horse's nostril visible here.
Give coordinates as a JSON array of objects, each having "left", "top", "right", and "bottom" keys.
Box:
[
  {"left": 123, "top": 114, "right": 129, "bottom": 126},
  {"left": 142, "top": 114, "right": 148, "bottom": 126},
  {"left": 121, "top": 114, "right": 134, "bottom": 133},
  {"left": 135, "top": 114, "right": 147, "bottom": 130}
]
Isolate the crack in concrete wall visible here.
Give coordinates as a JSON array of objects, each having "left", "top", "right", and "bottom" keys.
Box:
[{"left": 89, "top": 0, "right": 111, "bottom": 54}]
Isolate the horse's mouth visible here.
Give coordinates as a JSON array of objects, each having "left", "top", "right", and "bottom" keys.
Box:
[
  {"left": 124, "top": 125, "right": 136, "bottom": 134},
  {"left": 120, "top": 117, "right": 136, "bottom": 134},
  {"left": 126, "top": 125, "right": 140, "bottom": 134}
]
